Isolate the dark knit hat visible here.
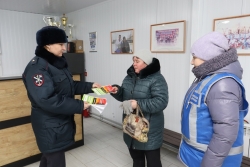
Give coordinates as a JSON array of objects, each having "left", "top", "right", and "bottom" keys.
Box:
[{"left": 36, "top": 26, "right": 68, "bottom": 46}]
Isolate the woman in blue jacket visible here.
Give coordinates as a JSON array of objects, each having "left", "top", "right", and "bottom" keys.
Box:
[
  {"left": 22, "top": 26, "right": 100, "bottom": 167},
  {"left": 111, "top": 50, "right": 169, "bottom": 167}
]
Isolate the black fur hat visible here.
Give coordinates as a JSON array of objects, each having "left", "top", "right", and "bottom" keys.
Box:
[{"left": 36, "top": 26, "right": 68, "bottom": 46}]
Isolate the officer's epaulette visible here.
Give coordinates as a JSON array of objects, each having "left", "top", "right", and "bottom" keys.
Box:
[
  {"left": 36, "top": 57, "right": 49, "bottom": 70},
  {"left": 30, "top": 57, "right": 38, "bottom": 65},
  {"left": 30, "top": 59, "right": 37, "bottom": 65},
  {"left": 29, "top": 56, "right": 49, "bottom": 71}
]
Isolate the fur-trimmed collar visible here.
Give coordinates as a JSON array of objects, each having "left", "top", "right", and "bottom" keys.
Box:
[
  {"left": 35, "top": 46, "right": 68, "bottom": 69},
  {"left": 127, "top": 58, "right": 160, "bottom": 79}
]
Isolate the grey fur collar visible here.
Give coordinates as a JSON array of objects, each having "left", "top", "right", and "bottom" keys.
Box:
[{"left": 192, "top": 48, "right": 238, "bottom": 78}]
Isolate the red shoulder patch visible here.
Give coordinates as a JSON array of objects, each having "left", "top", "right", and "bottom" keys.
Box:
[{"left": 33, "top": 74, "right": 44, "bottom": 87}]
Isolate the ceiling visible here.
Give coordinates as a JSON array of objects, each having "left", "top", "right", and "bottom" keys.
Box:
[{"left": 0, "top": 0, "right": 108, "bottom": 15}]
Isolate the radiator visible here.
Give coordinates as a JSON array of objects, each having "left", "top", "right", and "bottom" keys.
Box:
[{"left": 244, "top": 124, "right": 250, "bottom": 157}]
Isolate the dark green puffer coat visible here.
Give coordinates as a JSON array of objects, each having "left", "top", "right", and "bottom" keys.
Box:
[{"left": 111, "top": 58, "right": 168, "bottom": 150}]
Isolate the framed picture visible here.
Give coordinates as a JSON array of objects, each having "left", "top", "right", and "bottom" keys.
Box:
[
  {"left": 0, "top": 35, "right": 1, "bottom": 54},
  {"left": 213, "top": 14, "right": 250, "bottom": 55},
  {"left": 110, "top": 29, "right": 134, "bottom": 54},
  {"left": 150, "top": 20, "right": 186, "bottom": 53},
  {"left": 89, "top": 32, "right": 97, "bottom": 52}
]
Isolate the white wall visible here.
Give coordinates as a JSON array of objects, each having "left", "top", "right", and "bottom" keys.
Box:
[
  {"left": 1, "top": 0, "right": 250, "bottom": 134},
  {"left": 0, "top": 9, "right": 45, "bottom": 77},
  {"left": 68, "top": 0, "right": 192, "bottom": 133},
  {"left": 190, "top": 0, "right": 250, "bottom": 122}
]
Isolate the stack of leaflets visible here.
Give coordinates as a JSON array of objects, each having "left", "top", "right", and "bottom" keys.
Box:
[
  {"left": 82, "top": 94, "right": 106, "bottom": 105},
  {"left": 92, "top": 85, "right": 114, "bottom": 95},
  {"left": 82, "top": 94, "right": 107, "bottom": 114}
]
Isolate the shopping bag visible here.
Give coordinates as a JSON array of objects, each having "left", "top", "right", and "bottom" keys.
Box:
[{"left": 123, "top": 105, "right": 149, "bottom": 143}]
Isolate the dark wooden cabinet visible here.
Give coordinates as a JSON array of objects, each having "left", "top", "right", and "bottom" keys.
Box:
[{"left": 64, "top": 53, "right": 85, "bottom": 82}]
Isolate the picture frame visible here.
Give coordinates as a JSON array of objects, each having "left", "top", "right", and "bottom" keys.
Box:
[
  {"left": 0, "top": 35, "right": 1, "bottom": 54},
  {"left": 213, "top": 14, "right": 250, "bottom": 55},
  {"left": 110, "top": 29, "right": 134, "bottom": 54},
  {"left": 150, "top": 20, "right": 186, "bottom": 53},
  {"left": 89, "top": 32, "right": 97, "bottom": 52}
]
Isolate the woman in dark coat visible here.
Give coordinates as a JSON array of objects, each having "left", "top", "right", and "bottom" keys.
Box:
[
  {"left": 22, "top": 26, "right": 100, "bottom": 167},
  {"left": 111, "top": 50, "right": 169, "bottom": 167}
]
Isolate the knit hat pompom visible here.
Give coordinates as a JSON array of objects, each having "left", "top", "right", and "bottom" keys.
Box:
[
  {"left": 36, "top": 26, "right": 68, "bottom": 46},
  {"left": 191, "top": 32, "right": 230, "bottom": 61},
  {"left": 133, "top": 50, "right": 153, "bottom": 65}
]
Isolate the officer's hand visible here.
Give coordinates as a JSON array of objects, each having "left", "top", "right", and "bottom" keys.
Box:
[
  {"left": 110, "top": 86, "right": 118, "bottom": 94},
  {"left": 83, "top": 101, "right": 90, "bottom": 110},
  {"left": 92, "top": 83, "right": 101, "bottom": 88}
]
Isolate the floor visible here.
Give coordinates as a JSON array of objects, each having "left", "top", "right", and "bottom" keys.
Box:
[{"left": 25, "top": 117, "right": 185, "bottom": 167}]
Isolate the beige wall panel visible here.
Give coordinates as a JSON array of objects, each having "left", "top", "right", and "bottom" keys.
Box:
[
  {"left": 0, "top": 79, "right": 31, "bottom": 121},
  {"left": 0, "top": 117, "right": 82, "bottom": 166},
  {"left": 0, "top": 75, "right": 82, "bottom": 121},
  {"left": 75, "top": 114, "right": 83, "bottom": 141},
  {"left": 0, "top": 124, "right": 40, "bottom": 166},
  {"left": 0, "top": 75, "right": 83, "bottom": 166},
  {"left": 73, "top": 75, "right": 83, "bottom": 141},
  {"left": 73, "top": 75, "right": 80, "bottom": 81},
  {"left": 73, "top": 75, "right": 82, "bottom": 100}
]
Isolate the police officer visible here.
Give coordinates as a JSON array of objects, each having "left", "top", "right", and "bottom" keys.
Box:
[{"left": 22, "top": 26, "right": 100, "bottom": 167}]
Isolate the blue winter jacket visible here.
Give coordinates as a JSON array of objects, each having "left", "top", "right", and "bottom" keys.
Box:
[{"left": 179, "top": 60, "right": 249, "bottom": 167}]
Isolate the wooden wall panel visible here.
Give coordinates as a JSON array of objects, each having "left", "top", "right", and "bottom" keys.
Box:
[
  {"left": 0, "top": 75, "right": 83, "bottom": 166},
  {"left": 73, "top": 75, "right": 81, "bottom": 100},
  {"left": 73, "top": 75, "right": 80, "bottom": 81},
  {"left": 73, "top": 75, "right": 82, "bottom": 101},
  {"left": 0, "top": 79, "right": 30, "bottom": 121},
  {"left": 75, "top": 114, "right": 83, "bottom": 141},
  {"left": 73, "top": 75, "right": 83, "bottom": 141},
  {"left": 0, "top": 124, "right": 39, "bottom": 166},
  {"left": 0, "top": 118, "right": 82, "bottom": 166}
]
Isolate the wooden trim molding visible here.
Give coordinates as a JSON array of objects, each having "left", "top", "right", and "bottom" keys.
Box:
[{"left": 0, "top": 116, "right": 30, "bottom": 130}]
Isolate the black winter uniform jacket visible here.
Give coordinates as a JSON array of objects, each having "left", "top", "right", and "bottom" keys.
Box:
[{"left": 22, "top": 47, "right": 93, "bottom": 153}]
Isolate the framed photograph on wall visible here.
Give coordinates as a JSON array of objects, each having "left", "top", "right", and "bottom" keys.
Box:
[
  {"left": 110, "top": 29, "right": 134, "bottom": 54},
  {"left": 213, "top": 14, "right": 250, "bottom": 55},
  {"left": 150, "top": 20, "right": 186, "bottom": 53},
  {"left": 0, "top": 35, "right": 1, "bottom": 54},
  {"left": 89, "top": 32, "right": 97, "bottom": 52}
]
